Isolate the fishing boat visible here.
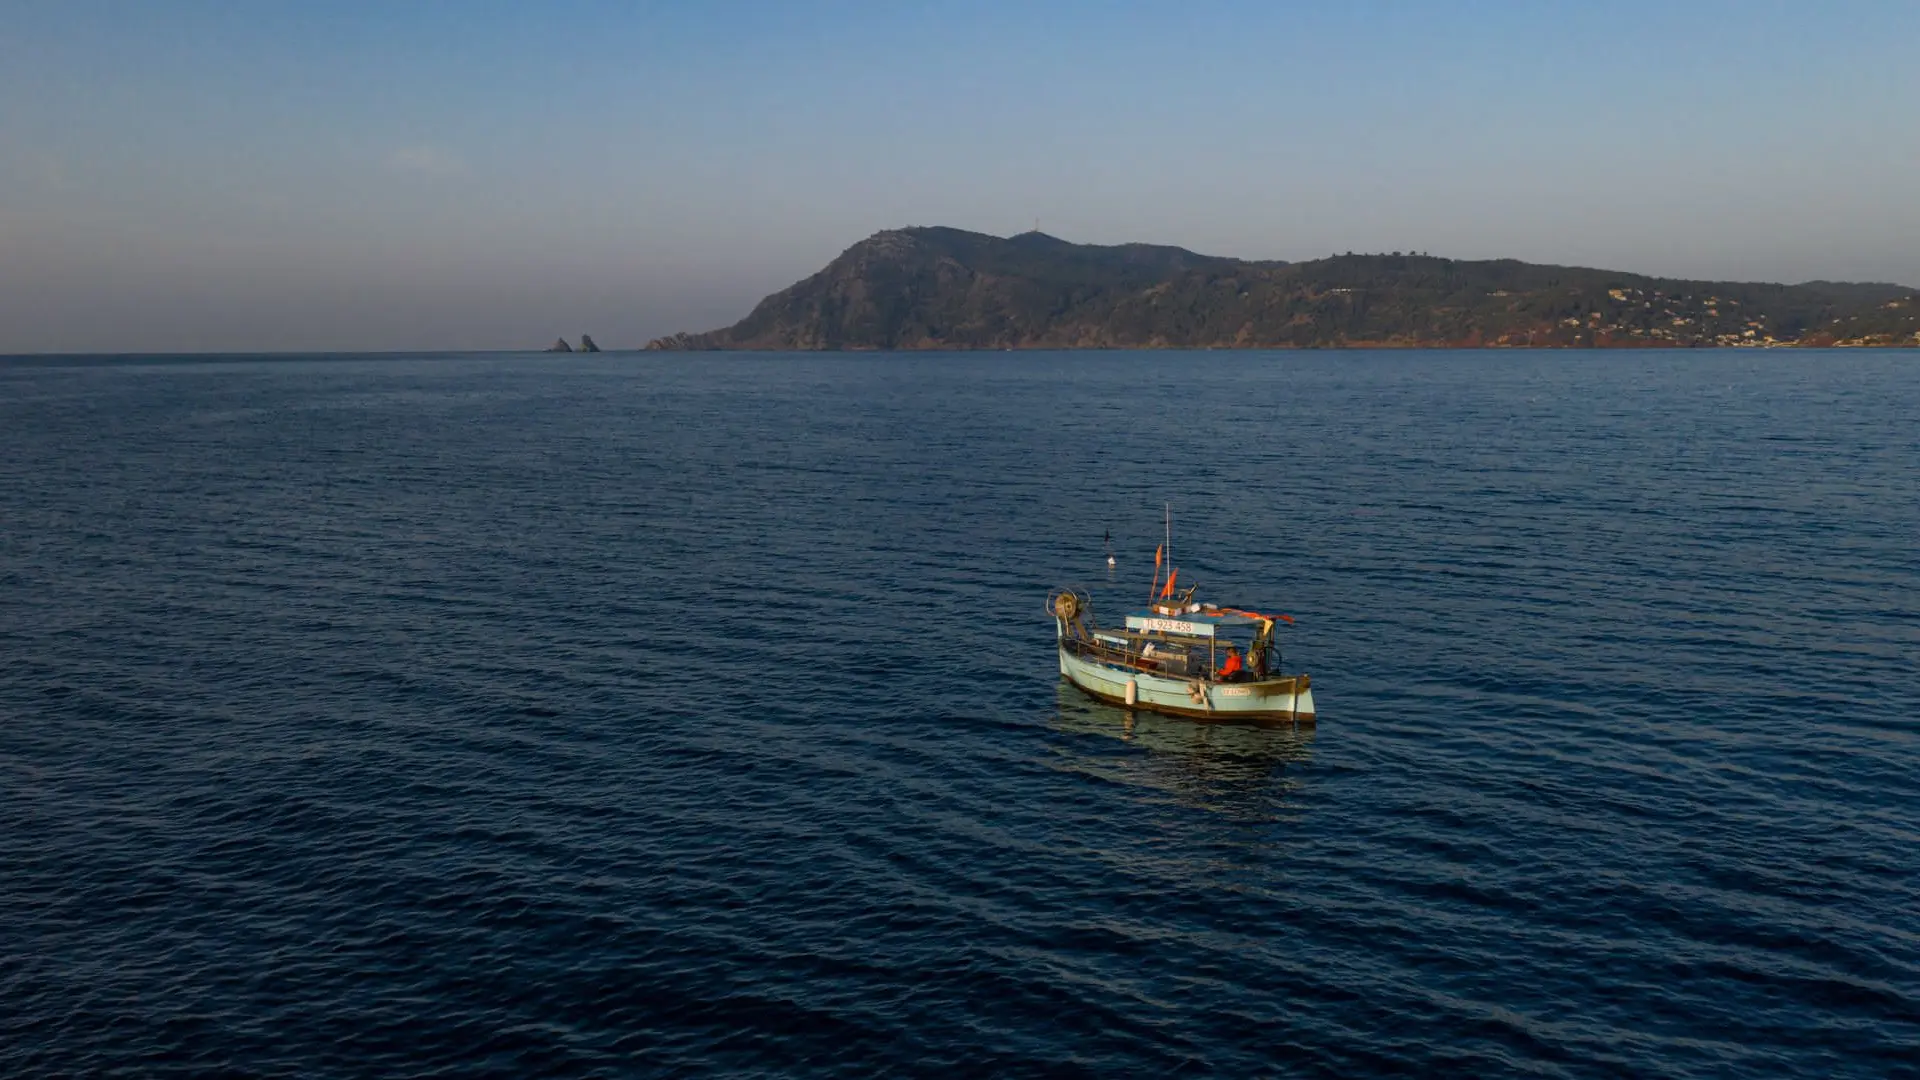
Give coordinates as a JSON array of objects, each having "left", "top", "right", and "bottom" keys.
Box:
[{"left": 1048, "top": 513, "right": 1315, "bottom": 722}]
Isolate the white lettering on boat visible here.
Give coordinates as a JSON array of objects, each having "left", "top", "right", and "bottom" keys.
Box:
[{"left": 1137, "top": 618, "right": 1200, "bottom": 634}]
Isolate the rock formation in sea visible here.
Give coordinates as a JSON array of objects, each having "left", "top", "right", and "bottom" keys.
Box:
[
  {"left": 546, "top": 338, "right": 574, "bottom": 353},
  {"left": 579, "top": 335, "right": 601, "bottom": 353}
]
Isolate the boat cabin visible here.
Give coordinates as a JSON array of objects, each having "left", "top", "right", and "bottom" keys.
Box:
[{"left": 1065, "top": 599, "right": 1286, "bottom": 684}]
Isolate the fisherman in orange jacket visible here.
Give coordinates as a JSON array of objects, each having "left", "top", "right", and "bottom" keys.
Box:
[{"left": 1216, "top": 647, "right": 1244, "bottom": 682}]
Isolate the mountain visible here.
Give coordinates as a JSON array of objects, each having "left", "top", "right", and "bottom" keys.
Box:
[{"left": 646, "top": 227, "right": 1919, "bottom": 350}]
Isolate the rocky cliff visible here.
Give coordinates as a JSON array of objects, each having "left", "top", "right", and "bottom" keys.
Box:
[{"left": 647, "top": 227, "right": 1918, "bottom": 350}]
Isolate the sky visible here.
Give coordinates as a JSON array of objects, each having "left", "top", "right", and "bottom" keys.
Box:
[{"left": 2, "top": 0, "right": 1916, "bottom": 352}]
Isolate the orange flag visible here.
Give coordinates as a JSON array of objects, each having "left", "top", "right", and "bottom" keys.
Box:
[
  {"left": 1154, "top": 544, "right": 1163, "bottom": 569},
  {"left": 1162, "top": 568, "right": 1178, "bottom": 598}
]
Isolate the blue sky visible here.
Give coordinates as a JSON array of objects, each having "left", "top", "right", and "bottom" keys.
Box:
[{"left": 2, "top": 0, "right": 1915, "bottom": 351}]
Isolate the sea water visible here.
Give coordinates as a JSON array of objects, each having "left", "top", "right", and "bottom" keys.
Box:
[{"left": 3, "top": 349, "right": 1914, "bottom": 1076}]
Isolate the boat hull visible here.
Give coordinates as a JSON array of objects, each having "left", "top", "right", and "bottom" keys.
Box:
[{"left": 1058, "top": 645, "right": 1315, "bottom": 722}]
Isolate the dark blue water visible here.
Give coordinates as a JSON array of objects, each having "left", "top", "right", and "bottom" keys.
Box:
[{"left": 3, "top": 350, "right": 1915, "bottom": 1077}]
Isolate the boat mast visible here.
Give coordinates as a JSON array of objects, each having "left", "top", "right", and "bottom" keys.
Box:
[
  {"left": 1152, "top": 503, "right": 1167, "bottom": 591},
  {"left": 1150, "top": 502, "right": 1172, "bottom": 607}
]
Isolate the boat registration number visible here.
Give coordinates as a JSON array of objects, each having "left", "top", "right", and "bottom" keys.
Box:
[
  {"left": 1137, "top": 618, "right": 1200, "bottom": 634},
  {"left": 1219, "top": 687, "right": 1251, "bottom": 697}
]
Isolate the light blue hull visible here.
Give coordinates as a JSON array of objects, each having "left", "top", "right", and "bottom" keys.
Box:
[{"left": 1059, "top": 645, "right": 1316, "bottom": 721}]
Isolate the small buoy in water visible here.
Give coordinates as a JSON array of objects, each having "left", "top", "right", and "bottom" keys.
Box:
[{"left": 1107, "top": 555, "right": 1116, "bottom": 570}]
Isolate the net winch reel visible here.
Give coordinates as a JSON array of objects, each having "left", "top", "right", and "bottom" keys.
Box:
[{"left": 1046, "top": 587, "right": 1093, "bottom": 640}]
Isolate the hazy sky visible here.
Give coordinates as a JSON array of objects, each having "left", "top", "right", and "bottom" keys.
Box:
[{"left": 3, "top": 0, "right": 1916, "bottom": 352}]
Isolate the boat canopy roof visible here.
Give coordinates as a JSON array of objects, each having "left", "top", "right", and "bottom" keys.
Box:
[{"left": 1123, "top": 607, "right": 1275, "bottom": 638}]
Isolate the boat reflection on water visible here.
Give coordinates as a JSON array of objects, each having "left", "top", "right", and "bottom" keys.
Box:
[{"left": 1048, "top": 682, "right": 1315, "bottom": 822}]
